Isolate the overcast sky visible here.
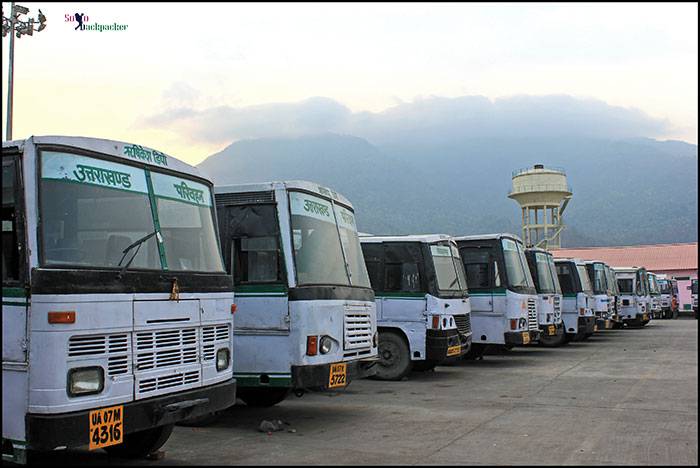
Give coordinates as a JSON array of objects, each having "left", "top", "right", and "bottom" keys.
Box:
[{"left": 2, "top": 2, "right": 697, "bottom": 164}]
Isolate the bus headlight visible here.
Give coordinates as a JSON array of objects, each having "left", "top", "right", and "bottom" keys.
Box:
[
  {"left": 319, "top": 336, "right": 333, "bottom": 354},
  {"left": 68, "top": 367, "right": 104, "bottom": 397},
  {"left": 216, "top": 348, "right": 230, "bottom": 371}
]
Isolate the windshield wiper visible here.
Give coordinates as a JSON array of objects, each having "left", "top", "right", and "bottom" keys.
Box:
[{"left": 117, "top": 230, "right": 160, "bottom": 277}]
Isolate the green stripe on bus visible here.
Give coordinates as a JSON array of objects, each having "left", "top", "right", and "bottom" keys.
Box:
[
  {"left": 235, "top": 284, "right": 288, "bottom": 294},
  {"left": 2, "top": 287, "right": 28, "bottom": 298},
  {"left": 2, "top": 301, "right": 28, "bottom": 306},
  {"left": 235, "top": 375, "right": 292, "bottom": 388},
  {"left": 563, "top": 293, "right": 577, "bottom": 298},
  {"left": 374, "top": 292, "right": 425, "bottom": 298}
]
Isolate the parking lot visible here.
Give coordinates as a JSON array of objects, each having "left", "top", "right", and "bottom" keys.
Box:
[{"left": 31, "top": 319, "right": 697, "bottom": 466}]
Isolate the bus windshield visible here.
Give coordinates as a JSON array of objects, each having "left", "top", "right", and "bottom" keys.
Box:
[
  {"left": 618, "top": 277, "right": 634, "bottom": 294},
  {"left": 546, "top": 255, "right": 562, "bottom": 294},
  {"left": 533, "top": 252, "right": 556, "bottom": 294},
  {"left": 430, "top": 243, "right": 468, "bottom": 294},
  {"left": 501, "top": 238, "right": 535, "bottom": 291},
  {"left": 289, "top": 191, "right": 370, "bottom": 288},
  {"left": 576, "top": 265, "right": 593, "bottom": 294},
  {"left": 605, "top": 266, "right": 619, "bottom": 295},
  {"left": 39, "top": 151, "right": 223, "bottom": 272},
  {"left": 648, "top": 275, "right": 660, "bottom": 294},
  {"left": 658, "top": 280, "right": 671, "bottom": 294},
  {"left": 591, "top": 263, "right": 607, "bottom": 295}
]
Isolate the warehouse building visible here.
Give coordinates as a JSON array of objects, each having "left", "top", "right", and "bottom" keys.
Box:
[{"left": 552, "top": 242, "right": 698, "bottom": 311}]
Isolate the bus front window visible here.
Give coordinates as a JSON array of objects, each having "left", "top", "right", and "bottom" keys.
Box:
[
  {"left": 40, "top": 151, "right": 159, "bottom": 269},
  {"left": 333, "top": 204, "right": 371, "bottom": 288},
  {"left": 592, "top": 264, "right": 607, "bottom": 294},
  {"left": 534, "top": 252, "right": 556, "bottom": 294},
  {"left": 430, "top": 243, "right": 466, "bottom": 294},
  {"left": 502, "top": 238, "right": 534, "bottom": 291},
  {"left": 289, "top": 191, "right": 349, "bottom": 286},
  {"left": 618, "top": 278, "right": 633, "bottom": 294},
  {"left": 151, "top": 172, "right": 224, "bottom": 272},
  {"left": 546, "top": 255, "right": 562, "bottom": 294},
  {"left": 577, "top": 265, "right": 593, "bottom": 294}
]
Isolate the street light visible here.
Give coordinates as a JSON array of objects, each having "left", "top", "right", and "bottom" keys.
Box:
[{"left": 2, "top": 2, "right": 47, "bottom": 141}]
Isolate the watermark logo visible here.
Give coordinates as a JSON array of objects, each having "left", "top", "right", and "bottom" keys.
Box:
[{"left": 65, "top": 12, "right": 128, "bottom": 32}]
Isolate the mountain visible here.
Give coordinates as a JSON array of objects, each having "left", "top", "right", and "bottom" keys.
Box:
[{"left": 198, "top": 133, "right": 698, "bottom": 247}]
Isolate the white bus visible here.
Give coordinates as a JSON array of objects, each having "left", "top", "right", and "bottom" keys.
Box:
[
  {"left": 454, "top": 234, "right": 540, "bottom": 357},
  {"left": 612, "top": 266, "right": 650, "bottom": 327},
  {"left": 2, "top": 136, "right": 236, "bottom": 462},
  {"left": 359, "top": 235, "right": 472, "bottom": 380},
  {"left": 691, "top": 279, "right": 698, "bottom": 319},
  {"left": 647, "top": 272, "right": 662, "bottom": 320},
  {"left": 525, "top": 248, "right": 565, "bottom": 346},
  {"left": 554, "top": 258, "right": 596, "bottom": 341},
  {"left": 656, "top": 275, "right": 678, "bottom": 319},
  {"left": 583, "top": 260, "right": 614, "bottom": 331},
  {"left": 214, "top": 181, "right": 378, "bottom": 407},
  {"left": 604, "top": 264, "right": 623, "bottom": 328}
]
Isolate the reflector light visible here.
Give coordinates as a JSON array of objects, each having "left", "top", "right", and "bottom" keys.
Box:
[
  {"left": 48, "top": 311, "right": 75, "bottom": 324},
  {"left": 432, "top": 316, "right": 439, "bottom": 329},
  {"left": 306, "top": 336, "right": 318, "bottom": 356},
  {"left": 231, "top": 304, "right": 237, "bottom": 314},
  {"left": 510, "top": 319, "right": 518, "bottom": 330}
]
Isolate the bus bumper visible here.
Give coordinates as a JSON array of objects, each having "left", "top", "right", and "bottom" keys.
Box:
[
  {"left": 579, "top": 316, "right": 596, "bottom": 334},
  {"left": 595, "top": 317, "right": 613, "bottom": 330},
  {"left": 425, "top": 329, "right": 470, "bottom": 360},
  {"left": 539, "top": 322, "right": 564, "bottom": 337},
  {"left": 504, "top": 330, "right": 540, "bottom": 345},
  {"left": 24, "top": 379, "right": 237, "bottom": 451},
  {"left": 291, "top": 358, "right": 378, "bottom": 391}
]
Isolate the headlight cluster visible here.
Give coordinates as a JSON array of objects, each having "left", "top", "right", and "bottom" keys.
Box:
[
  {"left": 68, "top": 367, "right": 104, "bottom": 397},
  {"left": 216, "top": 348, "right": 230, "bottom": 371}
]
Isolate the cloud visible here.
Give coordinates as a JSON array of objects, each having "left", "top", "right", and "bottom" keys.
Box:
[{"left": 140, "top": 92, "right": 676, "bottom": 146}]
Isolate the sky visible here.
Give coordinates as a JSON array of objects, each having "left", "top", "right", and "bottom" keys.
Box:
[{"left": 1, "top": 2, "right": 697, "bottom": 165}]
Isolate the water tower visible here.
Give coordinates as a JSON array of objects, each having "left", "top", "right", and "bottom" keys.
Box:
[{"left": 508, "top": 164, "right": 572, "bottom": 249}]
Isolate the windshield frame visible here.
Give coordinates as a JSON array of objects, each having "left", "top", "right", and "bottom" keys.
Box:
[
  {"left": 531, "top": 251, "right": 557, "bottom": 294},
  {"left": 576, "top": 264, "right": 593, "bottom": 294},
  {"left": 36, "top": 145, "right": 225, "bottom": 274},
  {"left": 287, "top": 188, "right": 371, "bottom": 289}
]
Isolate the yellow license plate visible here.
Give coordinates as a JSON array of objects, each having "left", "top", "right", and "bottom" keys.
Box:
[
  {"left": 89, "top": 405, "right": 123, "bottom": 450},
  {"left": 328, "top": 363, "right": 347, "bottom": 389},
  {"left": 522, "top": 332, "right": 530, "bottom": 344},
  {"left": 594, "top": 324, "right": 598, "bottom": 331},
  {"left": 643, "top": 314, "right": 648, "bottom": 321},
  {"left": 548, "top": 325, "right": 556, "bottom": 335},
  {"left": 605, "top": 320, "right": 611, "bottom": 329},
  {"left": 447, "top": 345, "right": 461, "bottom": 357}
]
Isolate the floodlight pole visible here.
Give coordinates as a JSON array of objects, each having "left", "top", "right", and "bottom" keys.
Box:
[{"left": 6, "top": 2, "right": 16, "bottom": 141}]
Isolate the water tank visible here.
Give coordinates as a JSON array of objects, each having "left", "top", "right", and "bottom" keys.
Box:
[{"left": 508, "top": 164, "right": 572, "bottom": 249}]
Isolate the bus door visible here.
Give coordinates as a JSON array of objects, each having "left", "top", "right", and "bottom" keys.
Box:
[
  {"left": 2, "top": 154, "right": 28, "bottom": 364},
  {"left": 218, "top": 202, "right": 289, "bottom": 333},
  {"left": 376, "top": 243, "right": 425, "bottom": 323}
]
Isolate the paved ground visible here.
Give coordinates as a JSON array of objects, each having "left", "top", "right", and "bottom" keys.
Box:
[{"left": 29, "top": 319, "right": 698, "bottom": 465}]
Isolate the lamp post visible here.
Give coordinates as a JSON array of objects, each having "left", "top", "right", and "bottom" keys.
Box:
[{"left": 2, "top": 2, "right": 47, "bottom": 141}]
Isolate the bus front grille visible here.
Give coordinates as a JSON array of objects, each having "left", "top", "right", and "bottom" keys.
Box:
[
  {"left": 202, "top": 324, "right": 231, "bottom": 361},
  {"left": 453, "top": 313, "right": 471, "bottom": 336},
  {"left": 527, "top": 299, "right": 538, "bottom": 330},
  {"left": 138, "top": 370, "right": 200, "bottom": 394},
  {"left": 135, "top": 328, "right": 198, "bottom": 371},
  {"left": 68, "top": 333, "right": 130, "bottom": 376},
  {"left": 343, "top": 307, "right": 374, "bottom": 358}
]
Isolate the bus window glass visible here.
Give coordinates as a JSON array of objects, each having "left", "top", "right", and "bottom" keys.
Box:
[
  {"left": 618, "top": 278, "right": 634, "bottom": 294},
  {"left": 592, "top": 264, "right": 607, "bottom": 294},
  {"left": 2, "top": 159, "right": 19, "bottom": 282},
  {"left": 430, "top": 244, "right": 463, "bottom": 292},
  {"left": 289, "top": 191, "right": 348, "bottom": 286},
  {"left": 502, "top": 239, "right": 533, "bottom": 289},
  {"left": 151, "top": 172, "right": 224, "bottom": 272},
  {"left": 534, "top": 252, "right": 556, "bottom": 293},
  {"left": 385, "top": 262, "right": 420, "bottom": 291},
  {"left": 556, "top": 263, "right": 575, "bottom": 294},
  {"left": 333, "top": 204, "right": 371, "bottom": 288},
  {"left": 460, "top": 248, "right": 490, "bottom": 290},
  {"left": 40, "top": 151, "right": 159, "bottom": 269},
  {"left": 451, "top": 244, "right": 468, "bottom": 293},
  {"left": 237, "top": 237, "right": 280, "bottom": 283},
  {"left": 547, "top": 255, "right": 562, "bottom": 294},
  {"left": 577, "top": 265, "right": 593, "bottom": 293}
]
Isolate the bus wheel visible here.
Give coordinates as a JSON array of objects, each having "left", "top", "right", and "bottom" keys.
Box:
[
  {"left": 372, "top": 331, "right": 412, "bottom": 381},
  {"left": 177, "top": 411, "right": 224, "bottom": 427},
  {"left": 412, "top": 359, "right": 439, "bottom": 372},
  {"left": 239, "top": 388, "right": 290, "bottom": 407},
  {"left": 104, "top": 424, "right": 173, "bottom": 459}
]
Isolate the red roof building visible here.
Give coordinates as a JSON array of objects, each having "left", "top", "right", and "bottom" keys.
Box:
[{"left": 552, "top": 242, "right": 698, "bottom": 310}]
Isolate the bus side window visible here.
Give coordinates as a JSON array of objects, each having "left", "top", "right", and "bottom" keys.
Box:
[
  {"left": 556, "top": 264, "right": 574, "bottom": 294},
  {"left": 459, "top": 248, "right": 496, "bottom": 290},
  {"left": 2, "top": 158, "right": 22, "bottom": 284},
  {"left": 360, "top": 243, "right": 383, "bottom": 290},
  {"left": 218, "top": 203, "right": 284, "bottom": 286},
  {"left": 383, "top": 243, "right": 422, "bottom": 292}
]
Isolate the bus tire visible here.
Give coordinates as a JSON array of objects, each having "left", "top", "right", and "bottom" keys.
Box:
[
  {"left": 103, "top": 424, "right": 173, "bottom": 459},
  {"left": 372, "top": 331, "right": 412, "bottom": 381},
  {"left": 177, "top": 411, "right": 224, "bottom": 427},
  {"left": 238, "top": 388, "right": 290, "bottom": 408},
  {"left": 412, "top": 359, "right": 439, "bottom": 372}
]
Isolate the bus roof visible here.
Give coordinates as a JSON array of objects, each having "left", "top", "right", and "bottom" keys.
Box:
[
  {"left": 3, "top": 135, "right": 205, "bottom": 180},
  {"left": 611, "top": 266, "right": 645, "bottom": 272},
  {"left": 214, "top": 180, "right": 354, "bottom": 209},
  {"left": 525, "top": 247, "right": 553, "bottom": 255},
  {"left": 453, "top": 232, "right": 524, "bottom": 244},
  {"left": 554, "top": 257, "right": 588, "bottom": 266},
  {"left": 359, "top": 234, "right": 454, "bottom": 244}
]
